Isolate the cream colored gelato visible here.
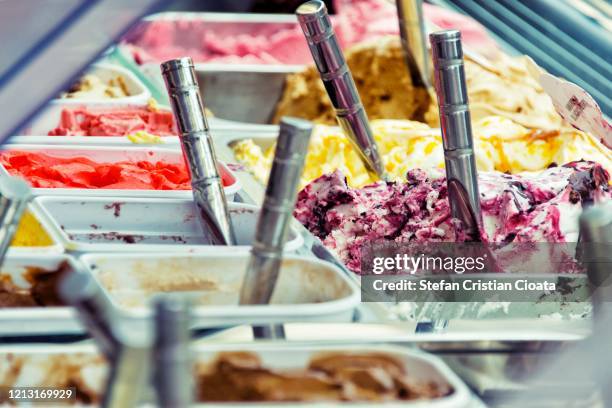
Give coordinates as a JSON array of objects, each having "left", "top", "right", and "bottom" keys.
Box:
[
  {"left": 273, "top": 36, "right": 430, "bottom": 125},
  {"left": 60, "top": 74, "right": 130, "bottom": 100},
  {"left": 273, "top": 36, "right": 563, "bottom": 130},
  {"left": 233, "top": 116, "right": 612, "bottom": 188}
]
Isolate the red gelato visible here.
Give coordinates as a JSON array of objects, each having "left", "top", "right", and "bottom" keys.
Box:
[
  {"left": 48, "top": 106, "right": 176, "bottom": 137},
  {"left": 0, "top": 151, "right": 233, "bottom": 190}
]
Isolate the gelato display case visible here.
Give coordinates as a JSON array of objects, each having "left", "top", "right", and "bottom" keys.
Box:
[{"left": 0, "top": 0, "right": 610, "bottom": 406}]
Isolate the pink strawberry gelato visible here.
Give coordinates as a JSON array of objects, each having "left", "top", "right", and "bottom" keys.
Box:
[
  {"left": 125, "top": 0, "right": 495, "bottom": 65},
  {"left": 48, "top": 106, "right": 176, "bottom": 137}
]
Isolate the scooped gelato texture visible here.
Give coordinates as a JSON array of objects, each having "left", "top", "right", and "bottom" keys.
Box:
[
  {"left": 60, "top": 74, "right": 130, "bottom": 100},
  {"left": 197, "top": 351, "right": 452, "bottom": 402},
  {"left": 272, "top": 36, "right": 431, "bottom": 125},
  {"left": 0, "top": 354, "right": 105, "bottom": 404},
  {"left": 0, "top": 262, "right": 69, "bottom": 307},
  {"left": 233, "top": 116, "right": 612, "bottom": 188},
  {"left": 48, "top": 104, "right": 176, "bottom": 137},
  {"left": 125, "top": 0, "right": 399, "bottom": 65},
  {"left": 0, "top": 151, "right": 234, "bottom": 190},
  {"left": 11, "top": 211, "right": 53, "bottom": 247},
  {"left": 125, "top": 0, "right": 493, "bottom": 65},
  {"left": 294, "top": 162, "right": 610, "bottom": 272},
  {"left": 273, "top": 36, "right": 562, "bottom": 130},
  {"left": 0, "top": 350, "right": 451, "bottom": 404}
]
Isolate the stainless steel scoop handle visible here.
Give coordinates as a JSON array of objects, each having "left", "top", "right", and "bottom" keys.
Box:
[
  {"left": 296, "top": 0, "right": 387, "bottom": 181},
  {"left": 240, "top": 117, "right": 313, "bottom": 305},
  {"left": 430, "top": 29, "right": 483, "bottom": 237},
  {"left": 161, "top": 57, "right": 236, "bottom": 245},
  {"left": 396, "top": 0, "right": 431, "bottom": 91}
]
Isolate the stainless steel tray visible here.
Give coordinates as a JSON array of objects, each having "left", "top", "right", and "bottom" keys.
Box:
[
  {"left": 137, "top": 61, "right": 297, "bottom": 129},
  {"left": 128, "top": 12, "right": 305, "bottom": 127}
]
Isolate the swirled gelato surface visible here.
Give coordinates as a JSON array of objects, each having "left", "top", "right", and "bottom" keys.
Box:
[
  {"left": 294, "top": 161, "right": 610, "bottom": 272},
  {"left": 126, "top": 0, "right": 491, "bottom": 65},
  {"left": 60, "top": 74, "right": 129, "bottom": 100},
  {"left": 234, "top": 116, "right": 612, "bottom": 188},
  {"left": 273, "top": 36, "right": 562, "bottom": 130},
  {"left": 197, "top": 351, "right": 452, "bottom": 402},
  {"left": 0, "top": 151, "right": 233, "bottom": 190},
  {"left": 48, "top": 105, "right": 176, "bottom": 137}
]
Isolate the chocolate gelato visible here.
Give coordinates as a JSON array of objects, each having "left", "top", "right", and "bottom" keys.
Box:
[
  {"left": 0, "top": 262, "right": 69, "bottom": 307},
  {"left": 196, "top": 351, "right": 452, "bottom": 402},
  {"left": 0, "top": 351, "right": 452, "bottom": 404}
]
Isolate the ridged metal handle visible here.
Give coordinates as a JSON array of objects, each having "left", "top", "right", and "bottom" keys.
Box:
[
  {"left": 296, "top": 0, "right": 386, "bottom": 181},
  {"left": 396, "top": 0, "right": 431, "bottom": 90},
  {"left": 430, "top": 30, "right": 482, "bottom": 237},
  {"left": 161, "top": 57, "right": 236, "bottom": 245},
  {"left": 240, "top": 117, "right": 313, "bottom": 305},
  {"left": 0, "top": 176, "right": 31, "bottom": 265},
  {"left": 153, "top": 296, "right": 193, "bottom": 407}
]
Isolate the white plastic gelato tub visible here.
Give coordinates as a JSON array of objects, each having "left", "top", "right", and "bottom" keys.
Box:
[
  {"left": 80, "top": 252, "right": 360, "bottom": 330},
  {"left": 35, "top": 196, "right": 303, "bottom": 253},
  {"left": 0, "top": 254, "right": 81, "bottom": 335}
]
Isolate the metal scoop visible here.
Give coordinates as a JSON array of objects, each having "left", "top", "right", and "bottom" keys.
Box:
[
  {"left": 59, "top": 269, "right": 148, "bottom": 408},
  {"left": 430, "top": 29, "right": 483, "bottom": 239},
  {"left": 239, "top": 117, "right": 313, "bottom": 305},
  {"left": 296, "top": 0, "right": 387, "bottom": 181},
  {"left": 161, "top": 57, "right": 236, "bottom": 245},
  {"left": 396, "top": 0, "right": 432, "bottom": 93},
  {"left": 153, "top": 296, "right": 193, "bottom": 407}
]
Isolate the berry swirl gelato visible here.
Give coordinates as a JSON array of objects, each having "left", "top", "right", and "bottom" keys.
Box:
[{"left": 294, "top": 161, "right": 611, "bottom": 272}]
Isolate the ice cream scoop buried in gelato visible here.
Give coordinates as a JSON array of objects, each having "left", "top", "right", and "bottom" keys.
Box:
[
  {"left": 0, "top": 151, "right": 233, "bottom": 190},
  {"left": 234, "top": 116, "right": 612, "bottom": 188},
  {"left": 294, "top": 161, "right": 611, "bottom": 273},
  {"left": 48, "top": 102, "right": 176, "bottom": 137}
]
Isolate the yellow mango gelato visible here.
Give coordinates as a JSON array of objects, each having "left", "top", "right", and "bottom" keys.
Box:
[
  {"left": 233, "top": 116, "right": 612, "bottom": 188},
  {"left": 11, "top": 211, "right": 53, "bottom": 247}
]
